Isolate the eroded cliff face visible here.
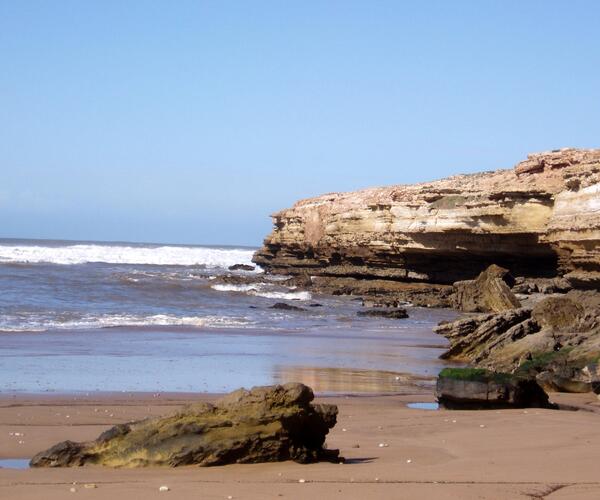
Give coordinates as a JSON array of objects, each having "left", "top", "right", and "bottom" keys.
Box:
[{"left": 254, "top": 148, "right": 600, "bottom": 288}]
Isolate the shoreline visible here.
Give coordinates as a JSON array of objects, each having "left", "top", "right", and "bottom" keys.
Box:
[{"left": 2, "top": 391, "right": 600, "bottom": 499}]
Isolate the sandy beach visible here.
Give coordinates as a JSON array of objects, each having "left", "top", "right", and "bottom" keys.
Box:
[{"left": 1, "top": 391, "right": 600, "bottom": 499}]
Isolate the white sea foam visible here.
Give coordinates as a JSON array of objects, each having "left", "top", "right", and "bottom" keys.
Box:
[
  {"left": 211, "top": 284, "right": 260, "bottom": 293},
  {"left": 0, "top": 313, "right": 251, "bottom": 332},
  {"left": 211, "top": 283, "right": 311, "bottom": 300},
  {"left": 252, "top": 290, "right": 312, "bottom": 300},
  {"left": 0, "top": 243, "right": 257, "bottom": 269}
]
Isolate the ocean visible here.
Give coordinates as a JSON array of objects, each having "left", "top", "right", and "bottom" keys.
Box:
[{"left": 0, "top": 238, "right": 456, "bottom": 394}]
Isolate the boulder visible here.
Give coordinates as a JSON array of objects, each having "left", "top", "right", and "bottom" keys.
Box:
[
  {"left": 452, "top": 265, "right": 522, "bottom": 313},
  {"left": 531, "top": 296, "right": 584, "bottom": 330},
  {"left": 228, "top": 264, "right": 256, "bottom": 272},
  {"left": 270, "top": 302, "right": 306, "bottom": 311},
  {"left": 30, "top": 383, "right": 340, "bottom": 468},
  {"left": 535, "top": 371, "right": 592, "bottom": 393},
  {"left": 581, "top": 364, "right": 600, "bottom": 394},
  {"left": 361, "top": 297, "right": 407, "bottom": 308},
  {"left": 512, "top": 277, "right": 573, "bottom": 295},
  {"left": 436, "top": 368, "right": 555, "bottom": 410},
  {"left": 357, "top": 308, "right": 408, "bottom": 319},
  {"left": 435, "top": 308, "right": 537, "bottom": 363}
]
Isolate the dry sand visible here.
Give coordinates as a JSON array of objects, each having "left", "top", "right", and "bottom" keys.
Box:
[{"left": 1, "top": 391, "right": 600, "bottom": 499}]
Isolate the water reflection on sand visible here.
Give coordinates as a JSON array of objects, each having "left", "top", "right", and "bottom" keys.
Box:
[{"left": 273, "top": 365, "right": 434, "bottom": 394}]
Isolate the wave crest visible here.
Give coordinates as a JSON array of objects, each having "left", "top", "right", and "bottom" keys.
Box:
[
  {"left": 211, "top": 283, "right": 311, "bottom": 300},
  {"left": 0, "top": 313, "right": 251, "bottom": 333},
  {"left": 0, "top": 243, "right": 257, "bottom": 268}
]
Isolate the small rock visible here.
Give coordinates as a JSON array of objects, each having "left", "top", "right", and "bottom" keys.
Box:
[
  {"left": 69, "top": 487, "right": 77, "bottom": 493},
  {"left": 357, "top": 308, "right": 408, "bottom": 319},
  {"left": 298, "top": 479, "right": 306, "bottom": 483},
  {"left": 270, "top": 302, "right": 306, "bottom": 312},
  {"left": 228, "top": 264, "right": 255, "bottom": 272},
  {"left": 84, "top": 484, "right": 97, "bottom": 489},
  {"left": 378, "top": 443, "right": 389, "bottom": 448},
  {"left": 406, "top": 459, "right": 412, "bottom": 463},
  {"left": 159, "top": 485, "right": 170, "bottom": 492}
]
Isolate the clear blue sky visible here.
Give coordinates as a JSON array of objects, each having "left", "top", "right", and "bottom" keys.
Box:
[{"left": 1, "top": 1, "right": 599, "bottom": 246}]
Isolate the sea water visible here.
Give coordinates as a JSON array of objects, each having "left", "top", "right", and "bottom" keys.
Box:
[{"left": 0, "top": 238, "right": 456, "bottom": 394}]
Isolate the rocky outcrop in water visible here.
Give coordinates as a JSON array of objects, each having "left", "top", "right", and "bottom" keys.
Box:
[
  {"left": 253, "top": 148, "right": 600, "bottom": 293},
  {"left": 356, "top": 308, "right": 408, "bottom": 319},
  {"left": 30, "top": 383, "right": 340, "bottom": 468}
]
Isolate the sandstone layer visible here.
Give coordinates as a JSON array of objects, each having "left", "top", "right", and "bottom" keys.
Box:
[
  {"left": 253, "top": 148, "right": 600, "bottom": 291},
  {"left": 435, "top": 290, "right": 600, "bottom": 390},
  {"left": 30, "top": 383, "right": 339, "bottom": 468}
]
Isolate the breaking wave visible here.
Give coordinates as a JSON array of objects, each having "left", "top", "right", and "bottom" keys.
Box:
[
  {"left": 0, "top": 243, "right": 257, "bottom": 269},
  {"left": 211, "top": 283, "right": 311, "bottom": 300},
  {"left": 252, "top": 290, "right": 312, "bottom": 300},
  {"left": 0, "top": 313, "right": 251, "bottom": 333}
]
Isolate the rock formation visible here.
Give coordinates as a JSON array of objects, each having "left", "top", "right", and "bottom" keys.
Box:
[
  {"left": 30, "top": 383, "right": 340, "bottom": 468},
  {"left": 253, "top": 148, "right": 600, "bottom": 295},
  {"left": 452, "top": 264, "right": 521, "bottom": 313},
  {"left": 435, "top": 368, "right": 555, "bottom": 410},
  {"left": 435, "top": 291, "right": 600, "bottom": 391},
  {"left": 356, "top": 308, "right": 408, "bottom": 319}
]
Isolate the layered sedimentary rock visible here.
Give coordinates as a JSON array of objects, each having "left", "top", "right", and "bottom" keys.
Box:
[
  {"left": 30, "top": 383, "right": 339, "bottom": 468},
  {"left": 452, "top": 264, "right": 521, "bottom": 313},
  {"left": 435, "top": 292, "right": 600, "bottom": 385},
  {"left": 254, "top": 148, "right": 600, "bottom": 290}
]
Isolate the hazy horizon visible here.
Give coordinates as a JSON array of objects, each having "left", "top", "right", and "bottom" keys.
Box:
[{"left": 2, "top": 1, "right": 599, "bottom": 246}]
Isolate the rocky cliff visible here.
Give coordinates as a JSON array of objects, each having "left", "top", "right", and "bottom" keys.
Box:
[{"left": 254, "top": 148, "right": 600, "bottom": 290}]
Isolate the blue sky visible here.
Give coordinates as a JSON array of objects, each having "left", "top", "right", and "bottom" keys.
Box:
[{"left": 1, "top": 1, "right": 599, "bottom": 246}]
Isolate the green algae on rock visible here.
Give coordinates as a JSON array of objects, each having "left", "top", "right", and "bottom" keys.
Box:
[
  {"left": 30, "top": 383, "right": 340, "bottom": 468},
  {"left": 436, "top": 368, "right": 555, "bottom": 410}
]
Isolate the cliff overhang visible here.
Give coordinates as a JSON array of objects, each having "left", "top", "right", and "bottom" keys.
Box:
[{"left": 253, "top": 148, "right": 600, "bottom": 290}]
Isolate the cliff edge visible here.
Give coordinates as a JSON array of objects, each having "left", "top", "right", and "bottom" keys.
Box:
[{"left": 253, "top": 148, "right": 600, "bottom": 290}]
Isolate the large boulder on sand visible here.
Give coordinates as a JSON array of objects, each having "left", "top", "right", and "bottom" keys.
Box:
[
  {"left": 30, "top": 383, "right": 340, "bottom": 468},
  {"left": 436, "top": 368, "right": 555, "bottom": 410},
  {"left": 452, "top": 264, "right": 521, "bottom": 313}
]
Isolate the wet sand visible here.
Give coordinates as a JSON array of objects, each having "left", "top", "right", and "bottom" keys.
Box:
[{"left": 2, "top": 391, "right": 600, "bottom": 499}]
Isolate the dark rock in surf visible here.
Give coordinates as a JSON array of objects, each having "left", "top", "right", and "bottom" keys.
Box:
[
  {"left": 357, "top": 308, "right": 408, "bottom": 319},
  {"left": 30, "top": 383, "right": 340, "bottom": 468},
  {"left": 270, "top": 302, "right": 306, "bottom": 311},
  {"left": 228, "top": 264, "right": 256, "bottom": 272}
]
